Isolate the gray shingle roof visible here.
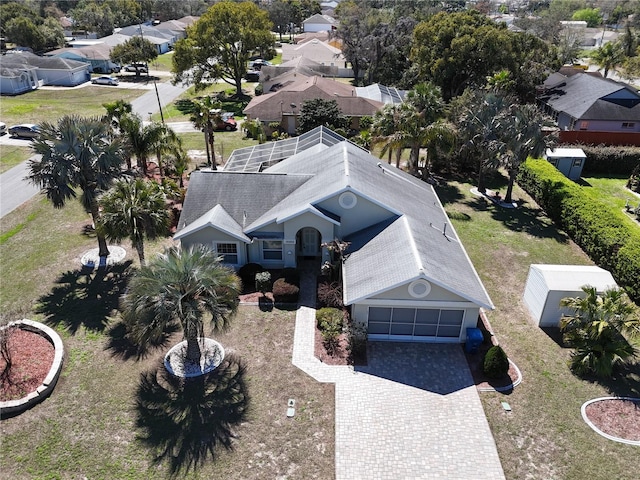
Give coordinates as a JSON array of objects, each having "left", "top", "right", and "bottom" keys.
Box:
[
  {"left": 540, "top": 72, "right": 640, "bottom": 121},
  {"left": 1, "top": 51, "right": 87, "bottom": 70},
  {"left": 177, "top": 134, "right": 493, "bottom": 309}
]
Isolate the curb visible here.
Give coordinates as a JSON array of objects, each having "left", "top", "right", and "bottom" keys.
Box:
[{"left": 0, "top": 319, "right": 64, "bottom": 417}]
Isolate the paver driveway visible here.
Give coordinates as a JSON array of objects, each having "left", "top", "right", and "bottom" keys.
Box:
[{"left": 292, "top": 306, "right": 505, "bottom": 480}]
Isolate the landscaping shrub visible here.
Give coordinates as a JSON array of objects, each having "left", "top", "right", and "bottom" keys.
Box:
[
  {"left": 272, "top": 277, "right": 299, "bottom": 303},
  {"left": 628, "top": 164, "right": 640, "bottom": 193},
  {"left": 255, "top": 271, "right": 272, "bottom": 295},
  {"left": 238, "top": 263, "right": 264, "bottom": 292},
  {"left": 483, "top": 345, "right": 509, "bottom": 379},
  {"left": 316, "top": 307, "right": 344, "bottom": 355},
  {"left": 518, "top": 159, "right": 640, "bottom": 302},
  {"left": 579, "top": 144, "right": 640, "bottom": 175},
  {"left": 317, "top": 277, "right": 343, "bottom": 308},
  {"left": 278, "top": 268, "right": 300, "bottom": 286}
]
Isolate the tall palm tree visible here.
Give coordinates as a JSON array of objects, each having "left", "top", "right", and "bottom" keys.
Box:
[
  {"left": 560, "top": 286, "right": 640, "bottom": 377},
  {"left": 371, "top": 104, "right": 403, "bottom": 166},
  {"left": 502, "top": 104, "right": 555, "bottom": 203},
  {"left": 591, "top": 41, "right": 625, "bottom": 78},
  {"left": 122, "top": 245, "right": 240, "bottom": 364},
  {"left": 457, "top": 92, "right": 510, "bottom": 193},
  {"left": 97, "top": 177, "right": 170, "bottom": 266},
  {"left": 28, "top": 115, "right": 125, "bottom": 258},
  {"left": 190, "top": 96, "right": 223, "bottom": 169},
  {"left": 153, "top": 123, "right": 181, "bottom": 179}
]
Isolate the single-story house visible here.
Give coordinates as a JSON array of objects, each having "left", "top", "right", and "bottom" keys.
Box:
[
  {"left": 538, "top": 70, "right": 640, "bottom": 145},
  {"left": 260, "top": 56, "right": 350, "bottom": 90},
  {"left": 0, "top": 64, "right": 39, "bottom": 95},
  {"left": 544, "top": 147, "right": 586, "bottom": 180},
  {"left": 281, "top": 39, "right": 346, "bottom": 67},
  {"left": 244, "top": 75, "right": 384, "bottom": 134},
  {"left": 175, "top": 127, "right": 494, "bottom": 343},
  {"left": 303, "top": 13, "right": 337, "bottom": 33},
  {"left": 0, "top": 51, "right": 90, "bottom": 94},
  {"left": 47, "top": 44, "right": 120, "bottom": 74},
  {"left": 523, "top": 264, "right": 618, "bottom": 327},
  {"left": 117, "top": 25, "right": 174, "bottom": 52}
]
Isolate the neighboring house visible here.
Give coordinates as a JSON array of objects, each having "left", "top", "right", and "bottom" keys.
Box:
[
  {"left": 153, "top": 19, "right": 189, "bottom": 39},
  {"left": 544, "top": 147, "right": 586, "bottom": 180},
  {"left": 47, "top": 44, "right": 120, "bottom": 73},
  {"left": 244, "top": 75, "right": 384, "bottom": 134},
  {"left": 260, "top": 56, "right": 350, "bottom": 89},
  {"left": 538, "top": 70, "right": 640, "bottom": 145},
  {"left": 117, "top": 25, "right": 175, "bottom": 51},
  {"left": 175, "top": 127, "right": 493, "bottom": 343},
  {"left": 281, "top": 38, "right": 346, "bottom": 67},
  {"left": 303, "top": 13, "right": 337, "bottom": 32},
  {"left": 0, "top": 51, "right": 90, "bottom": 94}
]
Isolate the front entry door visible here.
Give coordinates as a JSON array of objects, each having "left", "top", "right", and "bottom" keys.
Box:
[{"left": 301, "top": 228, "right": 319, "bottom": 257}]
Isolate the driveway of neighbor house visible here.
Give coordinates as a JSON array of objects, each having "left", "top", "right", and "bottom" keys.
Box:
[{"left": 293, "top": 305, "right": 506, "bottom": 479}]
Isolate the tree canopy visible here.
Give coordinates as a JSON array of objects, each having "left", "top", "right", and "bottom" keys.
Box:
[
  {"left": 411, "top": 9, "right": 558, "bottom": 101},
  {"left": 110, "top": 36, "right": 158, "bottom": 71},
  {"left": 0, "top": 2, "right": 64, "bottom": 52},
  {"left": 297, "top": 98, "right": 349, "bottom": 134},
  {"left": 172, "top": 1, "right": 274, "bottom": 95}
]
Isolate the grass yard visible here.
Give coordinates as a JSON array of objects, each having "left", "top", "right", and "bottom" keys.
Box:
[
  {"left": 0, "top": 87, "right": 142, "bottom": 126},
  {"left": 2, "top": 166, "right": 639, "bottom": 479},
  {"left": 582, "top": 174, "right": 640, "bottom": 213},
  {"left": 438, "top": 175, "right": 639, "bottom": 480},
  {"left": 0, "top": 145, "right": 33, "bottom": 173},
  {"left": 0, "top": 196, "right": 334, "bottom": 479}
]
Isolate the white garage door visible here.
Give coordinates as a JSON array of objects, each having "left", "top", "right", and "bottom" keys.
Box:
[{"left": 367, "top": 307, "right": 464, "bottom": 340}]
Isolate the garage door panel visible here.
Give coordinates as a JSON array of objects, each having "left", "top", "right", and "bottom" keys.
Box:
[{"left": 368, "top": 307, "right": 464, "bottom": 340}]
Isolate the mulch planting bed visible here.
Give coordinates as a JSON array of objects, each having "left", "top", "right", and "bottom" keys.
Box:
[
  {"left": 0, "top": 328, "right": 54, "bottom": 401},
  {"left": 585, "top": 399, "right": 640, "bottom": 442}
]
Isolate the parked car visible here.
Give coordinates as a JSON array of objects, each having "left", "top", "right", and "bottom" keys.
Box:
[
  {"left": 8, "top": 124, "right": 39, "bottom": 139},
  {"left": 0, "top": 122, "right": 7, "bottom": 135},
  {"left": 214, "top": 112, "right": 238, "bottom": 131},
  {"left": 94, "top": 64, "right": 121, "bottom": 74},
  {"left": 91, "top": 76, "right": 119, "bottom": 86},
  {"left": 124, "top": 63, "right": 148, "bottom": 73},
  {"left": 245, "top": 70, "right": 260, "bottom": 82}
]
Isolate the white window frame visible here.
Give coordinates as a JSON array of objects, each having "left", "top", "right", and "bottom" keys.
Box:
[
  {"left": 261, "top": 240, "right": 283, "bottom": 261},
  {"left": 214, "top": 242, "right": 239, "bottom": 265},
  {"left": 622, "top": 122, "right": 635, "bottom": 129}
]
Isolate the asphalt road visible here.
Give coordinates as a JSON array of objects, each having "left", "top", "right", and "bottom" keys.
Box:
[{"left": 0, "top": 78, "right": 191, "bottom": 219}]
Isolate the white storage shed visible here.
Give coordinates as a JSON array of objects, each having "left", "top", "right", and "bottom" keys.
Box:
[
  {"left": 523, "top": 264, "right": 618, "bottom": 327},
  {"left": 544, "top": 148, "right": 586, "bottom": 180}
]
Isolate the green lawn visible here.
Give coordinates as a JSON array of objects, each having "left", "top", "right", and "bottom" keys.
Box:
[
  {"left": 1, "top": 167, "right": 639, "bottom": 479},
  {"left": 0, "top": 87, "right": 143, "bottom": 126},
  {"left": 0, "top": 145, "right": 33, "bottom": 173},
  {"left": 582, "top": 174, "right": 640, "bottom": 212},
  {"left": 439, "top": 177, "right": 639, "bottom": 480},
  {"left": 149, "top": 51, "right": 174, "bottom": 72}
]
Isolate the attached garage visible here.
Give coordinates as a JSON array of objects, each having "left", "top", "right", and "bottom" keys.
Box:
[{"left": 523, "top": 264, "right": 618, "bottom": 327}]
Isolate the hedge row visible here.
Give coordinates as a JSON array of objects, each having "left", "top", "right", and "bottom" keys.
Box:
[
  {"left": 577, "top": 144, "right": 640, "bottom": 175},
  {"left": 517, "top": 159, "right": 640, "bottom": 302}
]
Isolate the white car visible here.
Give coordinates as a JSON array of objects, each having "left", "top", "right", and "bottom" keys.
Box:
[
  {"left": 91, "top": 76, "right": 119, "bottom": 86},
  {"left": 0, "top": 122, "right": 6, "bottom": 135}
]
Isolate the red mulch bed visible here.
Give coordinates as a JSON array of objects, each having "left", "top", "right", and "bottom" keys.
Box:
[
  {"left": 0, "top": 328, "right": 55, "bottom": 401},
  {"left": 464, "top": 345, "right": 520, "bottom": 390},
  {"left": 314, "top": 328, "right": 350, "bottom": 365},
  {"left": 585, "top": 399, "right": 640, "bottom": 441},
  {"left": 238, "top": 291, "right": 275, "bottom": 303}
]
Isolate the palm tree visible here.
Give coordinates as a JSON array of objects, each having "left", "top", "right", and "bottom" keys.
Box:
[
  {"left": 122, "top": 245, "right": 240, "bottom": 364},
  {"left": 153, "top": 123, "right": 181, "bottom": 179},
  {"left": 560, "top": 286, "right": 640, "bottom": 377},
  {"left": 28, "top": 115, "right": 125, "bottom": 258},
  {"left": 502, "top": 103, "right": 555, "bottom": 203},
  {"left": 457, "top": 91, "right": 510, "bottom": 193},
  {"left": 97, "top": 177, "right": 170, "bottom": 266},
  {"left": 190, "top": 96, "right": 223, "bottom": 169},
  {"left": 371, "top": 104, "right": 403, "bottom": 166},
  {"left": 119, "top": 114, "right": 166, "bottom": 174},
  {"left": 591, "top": 41, "right": 625, "bottom": 78}
]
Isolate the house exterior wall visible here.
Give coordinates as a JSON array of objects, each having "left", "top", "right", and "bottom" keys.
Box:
[
  {"left": 0, "top": 69, "right": 38, "bottom": 95},
  {"left": 179, "top": 227, "right": 248, "bottom": 268},
  {"left": 303, "top": 23, "right": 332, "bottom": 33},
  {"left": 317, "top": 192, "right": 392, "bottom": 237},
  {"left": 371, "top": 281, "right": 468, "bottom": 302},
  {"left": 37, "top": 67, "right": 89, "bottom": 86}
]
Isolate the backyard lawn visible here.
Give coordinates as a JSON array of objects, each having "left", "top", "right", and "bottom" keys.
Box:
[{"left": 0, "top": 169, "right": 638, "bottom": 479}]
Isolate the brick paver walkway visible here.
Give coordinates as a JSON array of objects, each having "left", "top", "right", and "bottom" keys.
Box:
[{"left": 292, "top": 265, "right": 505, "bottom": 480}]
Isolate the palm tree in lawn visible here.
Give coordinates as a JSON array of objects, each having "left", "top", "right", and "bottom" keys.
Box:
[
  {"left": 153, "top": 123, "right": 181, "bottom": 180},
  {"left": 371, "top": 104, "right": 403, "bottom": 167},
  {"left": 190, "top": 96, "right": 223, "bottom": 169},
  {"left": 97, "top": 177, "right": 170, "bottom": 266},
  {"left": 122, "top": 245, "right": 240, "bottom": 364},
  {"left": 591, "top": 40, "right": 625, "bottom": 78},
  {"left": 456, "top": 91, "right": 510, "bottom": 194},
  {"left": 501, "top": 103, "right": 555, "bottom": 204},
  {"left": 119, "top": 113, "right": 166, "bottom": 175},
  {"left": 103, "top": 100, "right": 134, "bottom": 168},
  {"left": 560, "top": 286, "right": 640, "bottom": 377},
  {"left": 28, "top": 115, "right": 125, "bottom": 258}
]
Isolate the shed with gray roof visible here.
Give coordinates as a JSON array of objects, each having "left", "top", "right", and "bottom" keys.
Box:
[{"left": 176, "top": 129, "right": 493, "bottom": 343}]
